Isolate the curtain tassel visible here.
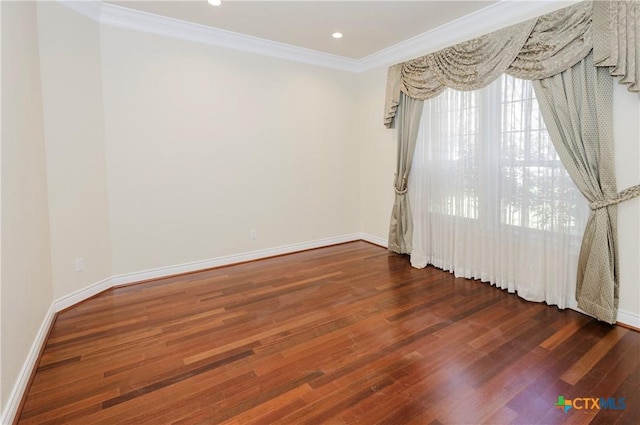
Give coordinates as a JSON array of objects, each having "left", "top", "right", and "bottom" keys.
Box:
[
  {"left": 589, "top": 185, "right": 640, "bottom": 210},
  {"left": 393, "top": 174, "right": 408, "bottom": 195}
]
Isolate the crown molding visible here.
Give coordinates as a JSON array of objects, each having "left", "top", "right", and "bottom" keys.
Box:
[
  {"left": 57, "top": 0, "right": 103, "bottom": 22},
  {"left": 58, "top": 0, "right": 361, "bottom": 72},
  {"left": 58, "top": 0, "right": 583, "bottom": 74},
  {"left": 98, "top": 1, "right": 361, "bottom": 72}
]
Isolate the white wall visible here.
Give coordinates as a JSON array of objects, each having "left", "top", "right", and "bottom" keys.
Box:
[
  {"left": 100, "top": 26, "right": 360, "bottom": 275},
  {"left": 358, "top": 67, "right": 395, "bottom": 242},
  {"left": 36, "top": 2, "right": 112, "bottom": 299},
  {"left": 357, "top": 67, "right": 640, "bottom": 326},
  {"left": 1, "top": 0, "right": 54, "bottom": 412},
  {"left": 613, "top": 84, "right": 640, "bottom": 323}
]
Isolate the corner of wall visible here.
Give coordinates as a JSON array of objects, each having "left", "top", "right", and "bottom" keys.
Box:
[
  {"left": 1, "top": 0, "right": 55, "bottom": 419},
  {"left": 37, "top": 1, "right": 113, "bottom": 300}
]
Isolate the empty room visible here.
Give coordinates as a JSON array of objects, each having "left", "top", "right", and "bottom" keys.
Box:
[{"left": 2, "top": 0, "right": 639, "bottom": 424}]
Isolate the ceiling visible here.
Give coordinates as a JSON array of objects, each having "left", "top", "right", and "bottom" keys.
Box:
[{"left": 107, "top": 1, "right": 498, "bottom": 59}]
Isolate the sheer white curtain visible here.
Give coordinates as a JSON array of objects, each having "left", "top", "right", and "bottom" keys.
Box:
[{"left": 408, "top": 74, "right": 589, "bottom": 309}]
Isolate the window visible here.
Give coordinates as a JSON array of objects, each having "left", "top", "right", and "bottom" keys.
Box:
[
  {"left": 413, "top": 74, "right": 586, "bottom": 235},
  {"left": 499, "top": 77, "right": 584, "bottom": 234},
  {"left": 421, "top": 88, "right": 480, "bottom": 219},
  {"left": 408, "top": 74, "right": 589, "bottom": 309}
]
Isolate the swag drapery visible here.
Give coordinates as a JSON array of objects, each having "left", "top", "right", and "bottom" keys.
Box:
[{"left": 384, "top": 0, "right": 639, "bottom": 324}]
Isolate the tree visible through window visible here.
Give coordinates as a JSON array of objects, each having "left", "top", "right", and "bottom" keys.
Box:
[
  {"left": 414, "top": 74, "right": 585, "bottom": 236},
  {"left": 408, "top": 74, "right": 588, "bottom": 309},
  {"left": 499, "top": 76, "right": 581, "bottom": 233}
]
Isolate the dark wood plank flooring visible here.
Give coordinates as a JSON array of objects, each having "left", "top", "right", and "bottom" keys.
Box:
[{"left": 16, "top": 241, "right": 639, "bottom": 424}]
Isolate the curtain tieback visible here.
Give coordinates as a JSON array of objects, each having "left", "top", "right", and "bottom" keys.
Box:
[
  {"left": 393, "top": 175, "right": 408, "bottom": 195},
  {"left": 589, "top": 185, "right": 640, "bottom": 210}
]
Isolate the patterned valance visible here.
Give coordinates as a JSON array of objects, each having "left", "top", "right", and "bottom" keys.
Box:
[
  {"left": 593, "top": 0, "right": 639, "bottom": 92},
  {"left": 384, "top": 0, "right": 638, "bottom": 128}
]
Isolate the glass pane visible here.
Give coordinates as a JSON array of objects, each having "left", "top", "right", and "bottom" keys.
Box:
[
  {"left": 415, "top": 74, "right": 584, "bottom": 235},
  {"left": 499, "top": 74, "right": 582, "bottom": 235}
]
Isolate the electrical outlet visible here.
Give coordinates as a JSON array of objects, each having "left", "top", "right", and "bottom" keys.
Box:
[
  {"left": 250, "top": 230, "right": 257, "bottom": 240},
  {"left": 75, "top": 258, "right": 85, "bottom": 272}
]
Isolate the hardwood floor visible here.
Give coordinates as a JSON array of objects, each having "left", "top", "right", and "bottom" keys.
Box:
[{"left": 16, "top": 241, "right": 639, "bottom": 424}]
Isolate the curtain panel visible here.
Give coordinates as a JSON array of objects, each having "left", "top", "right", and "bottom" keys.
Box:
[
  {"left": 409, "top": 75, "right": 589, "bottom": 311},
  {"left": 384, "top": 0, "right": 640, "bottom": 324},
  {"left": 388, "top": 93, "right": 424, "bottom": 254},
  {"left": 533, "top": 54, "right": 619, "bottom": 323}
]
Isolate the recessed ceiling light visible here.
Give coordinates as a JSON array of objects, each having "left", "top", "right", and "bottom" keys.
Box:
[
  {"left": 207, "top": 0, "right": 222, "bottom": 6},
  {"left": 332, "top": 32, "right": 343, "bottom": 39}
]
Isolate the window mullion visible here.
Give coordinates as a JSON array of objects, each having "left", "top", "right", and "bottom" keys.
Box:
[{"left": 480, "top": 78, "right": 501, "bottom": 229}]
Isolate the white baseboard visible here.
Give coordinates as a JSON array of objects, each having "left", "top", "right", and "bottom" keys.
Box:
[
  {"left": 570, "top": 306, "right": 640, "bottom": 329},
  {"left": 53, "top": 277, "right": 113, "bottom": 312},
  {"left": 0, "top": 304, "right": 56, "bottom": 425},
  {"left": 360, "top": 233, "right": 388, "bottom": 248},
  {"left": 110, "top": 233, "right": 363, "bottom": 286},
  {"left": 617, "top": 309, "right": 640, "bottom": 329}
]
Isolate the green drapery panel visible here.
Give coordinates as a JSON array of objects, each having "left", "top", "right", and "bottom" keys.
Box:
[
  {"left": 388, "top": 93, "right": 423, "bottom": 254},
  {"left": 533, "top": 53, "right": 619, "bottom": 323}
]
